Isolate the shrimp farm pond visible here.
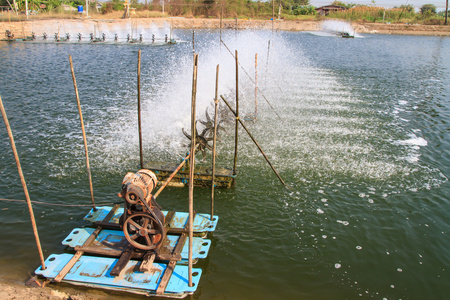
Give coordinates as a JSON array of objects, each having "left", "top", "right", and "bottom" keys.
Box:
[{"left": 0, "top": 28, "right": 449, "bottom": 299}]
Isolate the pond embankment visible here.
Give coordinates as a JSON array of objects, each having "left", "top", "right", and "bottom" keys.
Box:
[{"left": 1, "top": 18, "right": 450, "bottom": 37}]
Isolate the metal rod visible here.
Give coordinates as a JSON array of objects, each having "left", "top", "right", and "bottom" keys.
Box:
[
  {"left": 233, "top": 50, "right": 239, "bottom": 176},
  {"left": 255, "top": 53, "right": 258, "bottom": 120},
  {"left": 211, "top": 64, "right": 219, "bottom": 220},
  {"left": 69, "top": 55, "right": 96, "bottom": 211},
  {"left": 220, "top": 95, "right": 289, "bottom": 189},
  {"left": 0, "top": 96, "right": 46, "bottom": 270},
  {"left": 188, "top": 53, "right": 199, "bottom": 287},
  {"left": 153, "top": 152, "right": 191, "bottom": 199},
  {"left": 137, "top": 49, "right": 143, "bottom": 169}
]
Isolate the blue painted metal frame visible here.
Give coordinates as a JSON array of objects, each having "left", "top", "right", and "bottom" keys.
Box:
[
  {"left": 83, "top": 206, "right": 219, "bottom": 232},
  {"left": 35, "top": 254, "right": 202, "bottom": 297},
  {"left": 62, "top": 228, "right": 211, "bottom": 260}
]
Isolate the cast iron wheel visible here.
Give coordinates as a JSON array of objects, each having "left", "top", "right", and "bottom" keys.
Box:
[{"left": 123, "top": 212, "right": 164, "bottom": 250}]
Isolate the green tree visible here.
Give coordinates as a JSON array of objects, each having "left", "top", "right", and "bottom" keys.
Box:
[
  {"left": 331, "top": 1, "right": 355, "bottom": 9},
  {"left": 398, "top": 4, "right": 414, "bottom": 13},
  {"left": 420, "top": 4, "right": 437, "bottom": 14},
  {"left": 292, "top": 5, "right": 315, "bottom": 15},
  {"left": 292, "top": 0, "right": 310, "bottom": 4}
]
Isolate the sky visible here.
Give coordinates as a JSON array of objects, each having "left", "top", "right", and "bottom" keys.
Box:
[{"left": 309, "top": 1, "right": 448, "bottom": 10}]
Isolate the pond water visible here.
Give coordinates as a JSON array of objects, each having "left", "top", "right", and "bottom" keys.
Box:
[{"left": 0, "top": 29, "right": 449, "bottom": 299}]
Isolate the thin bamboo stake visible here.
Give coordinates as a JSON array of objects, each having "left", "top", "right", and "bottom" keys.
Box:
[
  {"left": 137, "top": 50, "right": 143, "bottom": 169},
  {"left": 220, "top": 95, "right": 290, "bottom": 189},
  {"left": 446, "top": 0, "right": 449, "bottom": 25},
  {"left": 220, "top": 40, "right": 281, "bottom": 120},
  {"left": 188, "top": 53, "right": 199, "bottom": 287},
  {"left": 192, "top": 30, "right": 195, "bottom": 53},
  {"left": 0, "top": 96, "right": 46, "bottom": 270},
  {"left": 233, "top": 50, "right": 239, "bottom": 177},
  {"left": 69, "top": 55, "right": 96, "bottom": 211},
  {"left": 272, "top": 0, "right": 274, "bottom": 33},
  {"left": 219, "top": 6, "right": 223, "bottom": 50},
  {"left": 211, "top": 64, "right": 219, "bottom": 220},
  {"left": 255, "top": 53, "right": 258, "bottom": 120}
]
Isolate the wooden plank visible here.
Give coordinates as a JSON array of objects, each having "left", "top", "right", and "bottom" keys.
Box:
[
  {"left": 103, "top": 204, "right": 121, "bottom": 223},
  {"left": 110, "top": 245, "right": 135, "bottom": 277},
  {"left": 73, "top": 245, "right": 181, "bottom": 261},
  {"left": 156, "top": 233, "right": 188, "bottom": 294},
  {"left": 54, "top": 251, "right": 83, "bottom": 283},
  {"left": 54, "top": 226, "right": 102, "bottom": 283},
  {"left": 96, "top": 204, "right": 121, "bottom": 227},
  {"left": 164, "top": 211, "right": 175, "bottom": 227},
  {"left": 139, "top": 253, "right": 155, "bottom": 273},
  {"left": 156, "top": 260, "right": 176, "bottom": 294}
]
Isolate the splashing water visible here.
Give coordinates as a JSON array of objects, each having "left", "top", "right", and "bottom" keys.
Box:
[{"left": 312, "top": 20, "right": 361, "bottom": 38}]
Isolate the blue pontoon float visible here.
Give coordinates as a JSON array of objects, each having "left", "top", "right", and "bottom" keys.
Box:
[{"left": 35, "top": 169, "right": 218, "bottom": 298}]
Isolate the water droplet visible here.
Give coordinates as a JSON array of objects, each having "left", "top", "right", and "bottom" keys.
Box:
[{"left": 356, "top": 246, "right": 362, "bottom": 250}]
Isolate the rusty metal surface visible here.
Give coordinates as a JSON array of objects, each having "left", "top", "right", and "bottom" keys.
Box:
[{"left": 144, "top": 161, "right": 238, "bottom": 188}]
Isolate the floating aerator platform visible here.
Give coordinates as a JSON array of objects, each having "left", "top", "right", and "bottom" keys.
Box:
[{"left": 35, "top": 169, "right": 218, "bottom": 298}]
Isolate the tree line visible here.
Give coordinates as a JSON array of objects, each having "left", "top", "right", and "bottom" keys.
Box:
[{"left": 1, "top": 0, "right": 448, "bottom": 25}]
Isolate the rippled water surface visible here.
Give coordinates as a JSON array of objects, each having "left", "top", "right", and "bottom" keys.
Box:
[{"left": 0, "top": 30, "right": 449, "bottom": 299}]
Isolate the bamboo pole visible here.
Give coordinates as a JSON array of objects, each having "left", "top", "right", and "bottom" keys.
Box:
[
  {"left": 69, "top": 55, "right": 96, "bottom": 211},
  {"left": 220, "top": 95, "right": 289, "bottom": 189},
  {"left": 446, "top": 0, "right": 449, "bottom": 25},
  {"left": 233, "top": 50, "right": 239, "bottom": 177},
  {"left": 211, "top": 64, "right": 219, "bottom": 220},
  {"left": 219, "top": 6, "right": 223, "bottom": 50},
  {"left": 192, "top": 30, "right": 195, "bottom": 53},
  {"left": 188, "top": 53, "right": 199, "bottom": 287},
  {"left": 255, "top": 53, "right": 258, "bottom": 120},
  {"left": 0, "top": 96, "right": 46, "bottom": 270},
  {"left": 137, "top": 50, "right": 143, "bottom": 169},
  {"left": 220, "top": 40, "right": 281, "bottom": 120},
  {"left": 272, "top": 0, "right": 274, "bottom": 33}
]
